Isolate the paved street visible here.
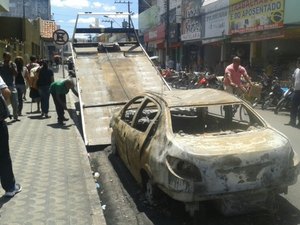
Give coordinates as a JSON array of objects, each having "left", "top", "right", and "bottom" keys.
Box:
[
  {"left": 0, "top": 68, "right": 106, "bottom": 225},
  {"left": 1, "top": 68, "right": 300, "bottom": 225},
  {"left": 255, "top": 108, "right": 300, "bottom": 210}
]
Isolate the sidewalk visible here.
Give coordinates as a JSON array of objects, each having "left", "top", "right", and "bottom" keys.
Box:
[{"left": 0, "top": 68, "right": 106, "bottom": 225}]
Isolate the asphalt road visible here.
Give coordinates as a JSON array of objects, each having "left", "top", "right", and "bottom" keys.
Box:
[
  {"left": 255, "top": 107, "right": 300, "bottom": 211},
  {"left": 89, "top": 106, "right": 300, "bottom": 225}
]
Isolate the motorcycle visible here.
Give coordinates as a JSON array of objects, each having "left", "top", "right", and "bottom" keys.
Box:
[
  {"left": 187, "top": 71, "right": 205, "bottom": 89},
  {"left": 274, "top": 86, "right": 294, "bottom": 114},
  {"left": 261, "top": 77, "right": 286, "bottom": 110},
  {"left": 257, "top": 74, "right": 272, "bottom": 104},
  {"left": 161, "top": 68, "right": 179, "bottom": 83},
  {"left": 171, "top": 71, "right": 191, "bottom": 89}
]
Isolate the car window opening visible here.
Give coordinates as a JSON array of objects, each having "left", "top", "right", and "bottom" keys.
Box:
[
  {"left": 135, "top": 103, "right": 159, "bottom": 132},
  {"left": 171, "top": 105, "right": 264, "bottom": 135},
  {"left": 122, "top": 96, "right": 160, "bottom": 132}
]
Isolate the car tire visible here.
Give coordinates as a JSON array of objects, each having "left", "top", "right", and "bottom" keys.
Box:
[
  {"left": 141, "top": 173, "right": 161, "bottom": 206},
  {"left": 145, "top": 179, "right": 157, "bottom": 205}
]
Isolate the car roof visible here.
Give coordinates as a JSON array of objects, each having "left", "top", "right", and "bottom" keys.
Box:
[{"left": 147, "top": 89, "right": 243, "bottom": 107}]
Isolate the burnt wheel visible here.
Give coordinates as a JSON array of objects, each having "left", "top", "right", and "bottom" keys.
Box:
[{"left": 142, "top": 172, "right": 162, "bottom": 206}]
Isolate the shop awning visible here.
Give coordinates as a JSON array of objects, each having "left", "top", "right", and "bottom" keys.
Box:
[
  {"left": 202, "top": 36, "right": 225, "bottom": 44},
  {"left": 284, "top": 27, "right": 300, "bottom": 39},
  {"left": 182, "top": 40, "right": 202, "bottom": 45},
  {"left": 231, "top": 29, "right": 284, "bottom": 43}
]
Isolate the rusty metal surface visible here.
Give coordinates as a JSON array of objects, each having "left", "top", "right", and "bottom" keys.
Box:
[
  {"left": 159, "top": 89, "right": 242, "bottom": 107},
  {"left": 110, "top": 90, "right": 300, "bottom": 215},
  {"left": 74, "top": 46, "right": 169, "bottom": 146}
]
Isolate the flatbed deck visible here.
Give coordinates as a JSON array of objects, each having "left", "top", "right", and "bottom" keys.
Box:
[{"left": 73, "top": 46, "right": 169, "bottom": 146}]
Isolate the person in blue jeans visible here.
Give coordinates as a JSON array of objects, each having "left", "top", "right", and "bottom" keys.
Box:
[
  {"left": 36, "top": 60, "right": 54, "bottom": 118},
  {"left": 286, "top": 57, "right": 300, "bottom": 128},
  {"left": 0, "top": 76, "right": 22, "bottom": 197},
  {"left": 0, "top": 52, "right": 19, "bottom": 121},
  {"left": 50, "top": 79, "right": 78, "bottom": 125}
]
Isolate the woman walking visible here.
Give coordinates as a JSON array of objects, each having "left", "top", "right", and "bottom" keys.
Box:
[
  {"left": 36, "top": 60, "right": 54, "bottom": 118},
  {"left": 15, "top": 56, "right": 29, "bottom": 116}
]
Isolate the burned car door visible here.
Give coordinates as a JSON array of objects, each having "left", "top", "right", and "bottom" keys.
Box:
[
  {"left": 125, "top": 97, "right": 161, "bottom": 180},
  {"left": 117, "top": 96, "right": 145, "bottom": 166}
]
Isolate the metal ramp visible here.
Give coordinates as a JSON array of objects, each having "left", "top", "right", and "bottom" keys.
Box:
[{"left": 71, "top": 13, "right": 170, "bottom": 146}]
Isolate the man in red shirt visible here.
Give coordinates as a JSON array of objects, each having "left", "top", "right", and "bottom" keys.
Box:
[{"left": 223, "top": 56, "right": 253, "bottom": 94}]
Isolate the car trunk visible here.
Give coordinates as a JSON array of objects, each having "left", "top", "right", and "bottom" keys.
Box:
[{"left": 173, "top": 129, "right": 293, "bottom": 194}]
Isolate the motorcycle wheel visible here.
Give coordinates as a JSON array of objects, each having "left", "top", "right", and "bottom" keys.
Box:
[
  {"left": 252, "top": 98, "right": 258, "bottom": 108},
  {"left": 171, "top": 79, "right": 179, "bottom": 89},
  {"left": 274, "top": 98, "right": 285, "bottom": 114},
  {"left": 261, "top": 98, "right": 270, "bottom": 110}
]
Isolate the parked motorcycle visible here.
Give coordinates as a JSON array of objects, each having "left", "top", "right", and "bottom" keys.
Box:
[
  {"left": 171, "top": 71, "right": 191, "bottom": 89},
  {"left": 256, "top": 74, "right": 272, "bottom": 104},
  {"left": 161, "top": 68, "right": 179, "bottom": 83},
  {"left": 261, "top": 77, "right": 286, "bottom": 110},
  {"left": 187, "top": 71, "right": 205, "bottom": 89},
  {"left": 274, "top": 86, "right": 294, "bottom": 114}
]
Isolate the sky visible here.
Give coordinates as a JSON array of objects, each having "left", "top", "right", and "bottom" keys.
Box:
[{"left": 50, "top": 0, "right": 139, "bottom": 38}]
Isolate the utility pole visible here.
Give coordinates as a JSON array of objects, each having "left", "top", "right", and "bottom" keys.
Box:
[
  {"left": 114, "top": 1, "right": 132, "bottom": 28},
  {"left": 165, "top": 0, "right": 170, "bottom": 66},
  {"left": 22, "top": 0, "right": 26, "bottom": 55},
  {"left": 102, "top": 19, "right": 114, "bottom": 28}
]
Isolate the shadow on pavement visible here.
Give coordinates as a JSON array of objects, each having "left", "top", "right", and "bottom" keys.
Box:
[
  {"left": 93, "top": 146, "right": 300, "bottom": 225},
  {"left": 47, "top": 123, "right": 72, "bottom": 129},
  {"left": 0, "top": 196, "right": 11, "bottom": 209}
]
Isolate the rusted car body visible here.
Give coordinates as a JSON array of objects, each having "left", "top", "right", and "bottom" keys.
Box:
[{"left": 110, "top": 88, "right": 300, "bottom": 215}]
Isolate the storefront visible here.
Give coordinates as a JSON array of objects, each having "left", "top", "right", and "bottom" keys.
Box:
[
  {"left": 202, "top": 0, "right": 229, "bottom": 72},
  {"left": 144, "top": 24, "right": 166, "bottom": 67},
  {"left": 181, "top": 0, "right": 202, "bottom": 71},
  {"left": 226, "top": 0, "right": 286, "bottom": 78}
]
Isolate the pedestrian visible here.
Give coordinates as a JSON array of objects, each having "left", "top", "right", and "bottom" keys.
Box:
[
  {"left": 15, "top": 56, "right": 29, "bottom": 116},
  {"left": 0, "top": 75, "right": 22, "bottom": 197},
  {"left": 26, "top": 55, "right": 41, "bottom": 113},
  {"left": 0, "top": 52, "right": 19, "bottom": 121},
  {"left": 36, "top": 59, "right": 54, "bottom": 118},
  {"left": 223, "top": 56, "right": 253, "bottom": 95},
  {"left": 50, "top": 79, "right": 78, "bottom": 125},
  {"left": 286, "top": 57, "right": 300, "bottom": 128}
]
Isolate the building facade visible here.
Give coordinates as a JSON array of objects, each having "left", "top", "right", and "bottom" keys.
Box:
[
  {"left": 0, "top": 0, "right": 57, "bottom": 63},
  {"left": 0, "top": 0, "right": 51, "bottom": 20},
  {"left": 139, "top": 0, "right": 300, "bottom": 80}
]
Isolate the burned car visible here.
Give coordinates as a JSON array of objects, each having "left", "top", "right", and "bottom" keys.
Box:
[{"left": 110, "top": 89, "right": 300, "bottom": 215}]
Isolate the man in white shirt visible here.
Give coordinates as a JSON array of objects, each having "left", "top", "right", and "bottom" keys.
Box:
[{"left": 286, "top": 57, "right": 300, "bottom": 128}]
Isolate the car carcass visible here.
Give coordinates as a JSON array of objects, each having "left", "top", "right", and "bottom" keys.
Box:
[{"left": 110, "top": 88, "right": 300, "bottom": 216}]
